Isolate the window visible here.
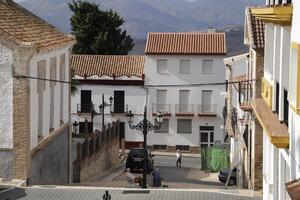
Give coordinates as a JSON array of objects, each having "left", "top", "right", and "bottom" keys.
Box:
[
  {"left": 179, "top": 90, "right": 190, "bottom": 113},
  {"left": 60, "top": 54, "right": 65, "bottom": 123},
  {"left": 176, "top": 145, "right": 190, "bottom": 151},
  {"left": 157, "top": 59, "right": 168, "bottom": 74},
  {"left": 79, "top": 121, "right": 93, "bottom": 133},
  {"left": 177, "top": 119, "right": 192, "bottom": 133},
  {"left": 156, "top": 90, "right": 167, "bottom": 112},
  {"left": 200, "top": 126, "right": 214, "bottom": 148},
  {"left": 153, "top": 145, "right": 167, "bottom": 150},
  {"left": 113, "top": 91, "right": 125, "bottom": 113},
  {"left": 202, "top": 60, "right": 213, "bottom": 74},
  {"left": 37, "top": 60, "right": 46, "bottom": 141},
  {"left": 49, "top": 57, "right": 57, "bottom": 130},
  {"left": 179, "top": 59, "right": 191, "bottom": 74},
  {"left": 201, "top": 90, "right": 213, "bottom": 112},
  {"left": 155, "top": 119, "right": 169, "bottom": 133},
  {"left": 80, "top": 90, "right": 92, "bottom": 113}
]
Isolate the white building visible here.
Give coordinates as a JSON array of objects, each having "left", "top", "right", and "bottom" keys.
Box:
[
  {"left": 0, "top": 0, "right": 75, "bottom": 184},
  {"left": 70, "top": 55, "right": 147, "bottom": 148},
  {"left": 250, "top": 0, "right": 298, "bottom": 199},
  {"left": 144, "top": 32, "right": 227, "bottom": 152}
]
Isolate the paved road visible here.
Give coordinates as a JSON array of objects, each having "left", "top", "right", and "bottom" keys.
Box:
[
  {"left": 153, "top": 155, "right": 201, "bottom": 169},
  {"left": 0, "top": 187, "right": 261, "bottom": 200}
]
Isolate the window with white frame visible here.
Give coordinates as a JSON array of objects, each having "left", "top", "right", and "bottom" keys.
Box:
[
  {"left": 156, "top": 90, "right": 167, "bottom": 112},
  {"left": 201, "top": 90, "right": 213, "bottom": 112},
  {"left": 179, "top": 59, "right": 191, "bottom": 74},
  {"left": 155, "top": 119, "right": 169, "bottom": 133},
  {"left": 202, "top": 59, "right": 213, "bottom": 74},
  {"left": 157, "top": 59, "right": 168, "bottom": 74},
  {"left": 60, "top": 54, "right": 65, "bottom": 123},
  {"left": 177, "top": 119, "right": 192, "bottom": 133}
]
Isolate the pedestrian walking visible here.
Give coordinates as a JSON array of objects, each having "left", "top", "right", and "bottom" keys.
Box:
[
  {"left": 103, "top": 190, "right": 111, "bottom": 200},
  {"left": 176, "top": 149, "right": 182, "bottom": 167}
]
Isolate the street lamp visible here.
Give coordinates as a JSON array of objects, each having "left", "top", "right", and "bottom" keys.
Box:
[
  {"left": 99, "top": 94, "right": 113, "bottom": 132},
  {"left": 126, "top": 106, "right": 163, "bottom": 188},
  {"left": 72, "top": 121, "right": 79, "bottom": 134}
]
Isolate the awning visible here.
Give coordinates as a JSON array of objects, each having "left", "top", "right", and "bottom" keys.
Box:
[{"left": 251, "top": 98, "right": 289, "bottom": 148}]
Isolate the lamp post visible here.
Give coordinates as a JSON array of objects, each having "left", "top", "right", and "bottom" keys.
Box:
[
  {"left": 99, "top": 94, "right": 113, "bottom": 132},
  {"left": 72, "top": 121, "right": 79, "bottom": 134},
  {"left": 126, "top": 106, "right": 163, "bottom": 188}
]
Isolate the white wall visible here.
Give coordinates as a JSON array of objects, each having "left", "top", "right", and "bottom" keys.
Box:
[
  {"left": 0, "top": 44, "right": 13, "bottom": 149},
  {"left": 71, "top": 84, "right": 146, "bottom": 142},
  {"left": 145, "top": 54, "right": 226, "bottom": 147},
  {"left": 145, "top": 55, "right": 226, "bottom": 85},
  {"left": 30, "top": 46, "right": 71, "bottom": 149}
]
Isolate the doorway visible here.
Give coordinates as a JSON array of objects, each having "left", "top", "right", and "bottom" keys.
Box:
[{"left": 199, "top": 126, "right": 214, "bottom": 148}]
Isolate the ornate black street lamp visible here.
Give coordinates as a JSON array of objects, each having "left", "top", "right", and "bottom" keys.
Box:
[
  {"left": 126, "top": 106, "right": 163, "bottom": 188},
  {"left": 72, "top": 121, "right": 79, "bottom": 134},
  {"left": 98, "top": 94, "right": 113, "bottom": 132}
]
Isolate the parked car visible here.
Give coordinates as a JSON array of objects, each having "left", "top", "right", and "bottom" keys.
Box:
[
  {"left": 218, "top": 167, "right": 237, "bottom": 186},
  {"left": 126, "top": 148, "right": 154, "bottom": 173}
]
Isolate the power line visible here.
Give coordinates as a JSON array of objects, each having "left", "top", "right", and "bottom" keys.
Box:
[{"left": 12, "top": 71, "right": 255, "bottom": 87}]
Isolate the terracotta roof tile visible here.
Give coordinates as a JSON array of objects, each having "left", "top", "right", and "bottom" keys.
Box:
[
  {"left": 0, "top": 0, "right": 75, "bottom": 49},
  {"left": 145, "top": 32, "right": 226, "bottom": 55},
  {"left": 246, "top": 8, "right": 265, "bottom": 49},
  {"left": 71, "top": 55, "right": 145, "bottom": 78}
]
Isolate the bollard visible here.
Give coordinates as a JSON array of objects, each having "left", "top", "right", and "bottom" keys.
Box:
[{"left": 103, "top": 190, "right": 111, "bottom": 200}]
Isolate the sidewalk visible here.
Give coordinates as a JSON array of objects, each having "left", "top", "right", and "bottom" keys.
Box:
[{"left": 1, "top": 186, "right": 262, "bottom": 200}]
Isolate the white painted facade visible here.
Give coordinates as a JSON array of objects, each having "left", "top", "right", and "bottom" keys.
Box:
[
  {"left": 30, "top": 47, "right": 71, "bottom": 149},
  {"left": 71, "top": 83, "right": 146, "bottom": 142},
  {"left": 261, "top": 5, "right": 298, "bottom": 199},
  {"left": 0, "top": 44, "right": 13, "bottom": 149},
  {"left": 144, "top": 55, "right": 226, "bottom": 149}
]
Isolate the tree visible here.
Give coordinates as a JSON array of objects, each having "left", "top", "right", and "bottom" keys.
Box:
[{"left": 69, "top": 0, "right": 134, "bottom": 55}]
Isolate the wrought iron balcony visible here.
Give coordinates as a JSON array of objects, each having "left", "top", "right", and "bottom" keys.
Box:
[
  {"left": 198, "top": 104, "right": 217, "bottom": 117},
  {"left": 77, "top": 104, "right": 94, "bottom": 113},
  {"left": 266, "top": 0, "right": 292, "bottom": 6},
  {"left": 175, "top": 104, "right": 194, "bottom": 116},
  {"left": 152, "top": 104, "right": 172, "bottom": 116},
  {"left": 239, "top": 82, "right": 253, "bottom": 111}
]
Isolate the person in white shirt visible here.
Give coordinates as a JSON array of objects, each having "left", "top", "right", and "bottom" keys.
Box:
[{"left": 176, "top": 149, "right": 182, "bottom": 167}]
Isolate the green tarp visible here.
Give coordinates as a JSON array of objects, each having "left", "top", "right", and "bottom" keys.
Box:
[{"left": 201, "top": 147, "right": 230, "bottom": 172}]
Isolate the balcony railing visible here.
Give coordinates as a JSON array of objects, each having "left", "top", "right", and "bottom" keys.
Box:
[
  {"left": 152, "top": 104, "right": 172, "bottom": 116},
  {"left": 198, "top": 104, "right": 217, "bottom": 116},
  {"left": 111, "top": 104, "right": 128, "bottom": 114},
  {"left": 77, "top": 104, "right": 94, "bottom": 113},
  {"left": 175, "top": 104, "right": 194, "bottom": 116},
  {"left": 239, "top": 82, "right": 253, "bottom": 111},
  {"left": 266, "top": 0, "right": 292, "bottom": 6}
]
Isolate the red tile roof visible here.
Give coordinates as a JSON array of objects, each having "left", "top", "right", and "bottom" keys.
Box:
[
  {"left": 0, "top": 0, "right": 75, "bottom": 50},
  {"left": 246, "top": 7, "right": 265, "bottom": 49},
  {"left": 145, "top": 32, "right": 226, "bottom": 55},
  {"left": 71, "top": 55, "right": 145, "bottom": 78}
]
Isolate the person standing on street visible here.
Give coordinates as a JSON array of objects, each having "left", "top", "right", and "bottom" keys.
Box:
[{"left": 176, "top": 149, "right": 182, "bottom": 167}]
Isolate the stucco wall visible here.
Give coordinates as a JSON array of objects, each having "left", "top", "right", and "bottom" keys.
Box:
[
  {"left": 29, "top": 126, "right": 69, "bottom": 185},
  {"left": 0, "top": 151, "right": 12, "bottom": 179},
  {"left": 30, "top": 47, "right": 71, "bottom": 149},
  {"left": 0, "top": 44, "right": 13, "bottom": 149},
  {"left": 71, "top": 84, "right": 146, "bottom": 142}
]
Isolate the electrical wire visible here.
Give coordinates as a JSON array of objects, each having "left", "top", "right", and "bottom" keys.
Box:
[{"left": 12, "top": 70, "right": 255, "bottom": 87}]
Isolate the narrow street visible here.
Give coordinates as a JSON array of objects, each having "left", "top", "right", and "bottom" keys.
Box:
[{"left": 81, "top": 154, "right": 231, "bottom": 190}]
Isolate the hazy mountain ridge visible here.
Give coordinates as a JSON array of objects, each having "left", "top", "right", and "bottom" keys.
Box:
[{"left": 18, "top": 0, "right": 264, "bottom": 39}]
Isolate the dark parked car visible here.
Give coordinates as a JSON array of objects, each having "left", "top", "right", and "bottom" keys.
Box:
[
  {"left": 218, "top": 167, "right": 237, "bottom": 186},
  {"left": 126, "top": 148, "right": 154, "bottom": 173}
]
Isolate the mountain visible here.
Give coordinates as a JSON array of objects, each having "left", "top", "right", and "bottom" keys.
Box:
[{"left": 18, "top": 0, "right": 264, "bottom": 39}]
